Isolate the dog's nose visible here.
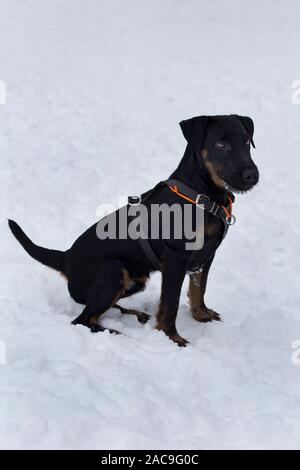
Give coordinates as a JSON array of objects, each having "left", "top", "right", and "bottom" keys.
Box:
[{"left": 242, "top": 168, "right": 259, "bottom": 185}]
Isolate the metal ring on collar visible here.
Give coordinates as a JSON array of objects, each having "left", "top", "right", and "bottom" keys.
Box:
[{"left": 226, "top": 214, "right": 236, "bottom": 225}]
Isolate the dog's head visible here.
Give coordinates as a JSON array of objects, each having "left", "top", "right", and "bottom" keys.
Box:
[{"left": 180, "top": 115, "right": 259, "bottom": 193}]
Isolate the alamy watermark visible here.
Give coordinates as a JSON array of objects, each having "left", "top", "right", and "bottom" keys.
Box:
[
  {"left": 0, "top": 80, "right": 6, "bottom": 104},
  {"left": 291, "top": 80, "right": 300, "bottom": 104},
  {"left": 96, "top": 197, "right": 205, "bottom": 250},
  {"left": 291, "top": 340, "right": 300, "bottom": 365}
]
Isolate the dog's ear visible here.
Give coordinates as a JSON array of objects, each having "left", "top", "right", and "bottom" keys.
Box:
[
  {"left": 232, "top": 115, "right": 255, "bottom": 148},
  {"left": 179, "top": 116, "right": 209, "bottom": 150}
]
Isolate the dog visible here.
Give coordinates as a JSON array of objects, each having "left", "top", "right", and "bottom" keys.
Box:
[{"left": 8, "top": 115, "right": 259, "bottom": 346}]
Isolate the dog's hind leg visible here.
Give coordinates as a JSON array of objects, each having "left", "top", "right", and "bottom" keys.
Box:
[
  {"left": 71, "top": 263, "right": 128, "bottom": 334},
  {"left": 113, "top": 277, "right": 150, "bottom": 324},
  {"left": 121, "top": 278, "right": 148, "bottom": 298},
  {"left": 113, "top": 303, "right": 150, "bottom": 324}
]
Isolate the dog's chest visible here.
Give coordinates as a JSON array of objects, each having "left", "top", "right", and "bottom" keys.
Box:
[{"left": 187, "top": 218, "right": 225, "bottom": 271}]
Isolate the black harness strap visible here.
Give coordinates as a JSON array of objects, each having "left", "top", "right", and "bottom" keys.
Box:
[
  {"left": 128, "top": 182, "right": 165, "bottom": 270},
  {"left": 138, "top": 237, "right": 161, "bottom": 270}
]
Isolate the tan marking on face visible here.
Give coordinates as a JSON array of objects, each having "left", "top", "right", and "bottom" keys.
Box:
[{"left": 201, "top": 149, "right": 225, "bottom": 189}]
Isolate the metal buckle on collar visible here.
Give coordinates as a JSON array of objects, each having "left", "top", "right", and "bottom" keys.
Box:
[
  {"left": 128, "top": 195, "right": 141, "bottom": 205},
  {"left": 195, "top": 194, "right": 210, "bottom": 206},
  {"left": 225, "top": 214, "right": 236, "bottom": 225},
  {"left": 209, "top": 201, "right": 220, "bottom": 216}
]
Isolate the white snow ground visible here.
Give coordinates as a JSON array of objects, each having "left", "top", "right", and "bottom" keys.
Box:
[{"left": 1, "top": 0, "right": 300, "bottom": 450}]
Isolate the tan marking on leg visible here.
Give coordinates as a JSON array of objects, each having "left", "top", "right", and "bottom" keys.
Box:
[
  {"left": 188, "top": 275, "right": 221, "bottom": 322},
  {"left": 156, "top": 301, "right": 188, "bottom": 346},
  {"left": 88, "top": 286, "right": 124, "bottom": 326},
  {"left": 156, "top": 302, "right": 167, "bottom": 332},
  {"left": 116, "top": 304, "right": 150, "bottom": 324},
  {"left": 88, "top": 270, "right": 129, "bottom": 327},
  {"left": 168, "top": 334, "right": 189, "bottom": 347},
  {"left": 136, "top": 275, "right": 149, "bottom": 284},
  {"left": 188, "top": 273, "right": 204, "bottom": 312},
  {"left": 121, "top": 269, "right": 131, "bottom": 290},
  {"left": 111, "top": 288, "right": 124, "bottom": 308},
  {"left": 89, "top": 314, "right": 100, "bottom": 325},
  {"left": 204, "top": 221, "right": 219, "bottom": 237}
]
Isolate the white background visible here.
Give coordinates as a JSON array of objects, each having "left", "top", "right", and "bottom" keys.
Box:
[{"left": 1, "top": 0, "right": 300, "bottom": 449}]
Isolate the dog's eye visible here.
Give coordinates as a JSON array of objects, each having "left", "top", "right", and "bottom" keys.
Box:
[{"left": 215, "top": 140, "right": 229, "bottom": 150}]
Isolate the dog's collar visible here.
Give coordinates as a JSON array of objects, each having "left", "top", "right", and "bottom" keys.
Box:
[{"left": 165, "top": 178, "right": 235, "bottom": 226}]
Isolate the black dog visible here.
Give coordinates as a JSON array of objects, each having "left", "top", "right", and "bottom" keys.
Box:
[{"left": 9, "top": 115, "right": 259, "bottom": 346}]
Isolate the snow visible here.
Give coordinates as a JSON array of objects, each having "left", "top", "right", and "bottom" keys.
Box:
[{"left": 1, "top": 0, "right": 300, "bottom": 450}]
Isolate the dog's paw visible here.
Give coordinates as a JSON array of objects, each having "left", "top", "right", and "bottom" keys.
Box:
[
  {"left": 137, "top": 312, "right": 151, "bottom": 324},
  {"left": 169, "top": 333, "right": 189, "bottom": 347},
  {"left": 192, "top": 308, "right": 222, "bottom": 323},
  {"left": 156, "top": 325, "right": 189, "bottom": 347},
  {"left": 90, "top": 324, "right": 121, "bottom": 335}
]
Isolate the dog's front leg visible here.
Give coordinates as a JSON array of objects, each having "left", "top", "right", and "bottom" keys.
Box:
[
  {"left": 156, "top": 252, "right": 188, "bottom": 346},
  {"left": 188, "top": 255, "right": 221, "bottom": 322}
]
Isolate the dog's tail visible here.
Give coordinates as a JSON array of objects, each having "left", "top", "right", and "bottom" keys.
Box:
[{"left": 8, "top": 219, "right": 65, "bottom": 272}]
